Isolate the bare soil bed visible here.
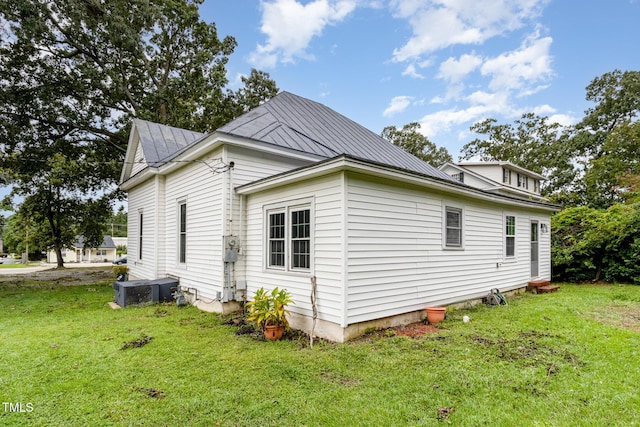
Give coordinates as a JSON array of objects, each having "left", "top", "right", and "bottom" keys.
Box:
[{"left": 0, "top": 266, "right": 113, "bottom": 286}]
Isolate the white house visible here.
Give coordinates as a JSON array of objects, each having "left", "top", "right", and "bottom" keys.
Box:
[
  {"left": 47, "top": 235, "right": 117, "bottom": 264},
  {"left": 120, "top": 92, "right": 559, "bottom": 342},
  {"left": 440, "top": 161, "right": 547, "bottom": 201}
]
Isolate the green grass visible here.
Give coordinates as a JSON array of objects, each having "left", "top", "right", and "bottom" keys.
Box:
[
  {"left": 0, "top": 262, "right": 40, "bottom": 269},
  {"left": 1, "top": 282, "right": 639, "bottom": 426}
]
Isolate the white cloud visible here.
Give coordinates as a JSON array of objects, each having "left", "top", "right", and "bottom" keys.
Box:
[
  {"left": 390, "top": 0, "right": 549, "bottom": 62},
  {"left": 438, "top": 53, "right": 483, "bottom": 84},
  {"left": 383, "top": 95, "right": 414, "bottom": 117},
  {"left": 419, "top": 90, "right": 512, "bottom": 138},
  {"left": 418, "top": 104, "right": 499, "bottom": 137},
  {"left": 547, "top": 113, "right": 577, "bottom": 127},
  {"left": 249, "top": 0, "right": 357, "bottom": 67},
  {"left": 480, "top": 31, "right": 553, "bottom": 95},
  {"left": 401, "top": 63, "right": 425, "bottom": 79}
]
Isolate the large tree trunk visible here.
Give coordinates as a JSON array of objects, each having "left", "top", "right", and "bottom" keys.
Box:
[{"left": 53, "top": 244, "right": 64, "bottom": 268}]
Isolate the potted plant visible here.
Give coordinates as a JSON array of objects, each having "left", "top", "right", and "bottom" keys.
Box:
[
  {"left": 246, "top": 287, "right": 294, "bottom": 340},
  {"left": 113, "top": 265, "right": 129, "bottom": 282}
]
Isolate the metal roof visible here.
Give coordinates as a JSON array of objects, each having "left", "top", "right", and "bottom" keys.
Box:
[
  {"left": 133, "top": 118, "right": 205, "bottom": 166},
  {"left": 132, "top": 92, "right": 454, "bottom": 181},
  {"left": 217, "top": 92, "right": 455, "bottom": 180}
]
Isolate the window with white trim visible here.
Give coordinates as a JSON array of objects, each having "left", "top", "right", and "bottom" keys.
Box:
[
  {"left": 268, "top": 211, "right": 285, "bottom": 267},
  {"left": 517, "top": 173, "right": 529, "bottom": 189},
  {"left": 505, "top": 215, "right": 516, "bottom": 258},
  {"left": 445, "top": 206, "right": 463, "bottom": 248},
  {"left": 503, "top": 168, "right": 511, "bottom": 184},
  {"left": 266, "top": 203, "right": 312, "bottom": 271},
  {"left": 178, "top": 202, "right": 187, "bottom": 264}
]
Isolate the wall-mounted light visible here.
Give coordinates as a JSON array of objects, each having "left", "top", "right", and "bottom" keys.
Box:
[{"left": 541, "top": 223, "right": 549, "bottom": 233}]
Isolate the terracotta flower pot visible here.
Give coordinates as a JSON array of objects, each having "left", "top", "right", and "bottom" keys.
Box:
[
  {"left": 263, "top": 325, "right": 285, "bottom": 341},
  {"left": 425, "top": 306, "right": 446, "bottom": 325}
]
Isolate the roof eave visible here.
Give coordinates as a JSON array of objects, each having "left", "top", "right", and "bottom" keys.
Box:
[{"left": 236, "top": 155, "right": 561, "bottom": 212}]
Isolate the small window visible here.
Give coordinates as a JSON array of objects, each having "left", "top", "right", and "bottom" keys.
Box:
[
  {"left": 518, "top": 174, "right": 529, "bottom": 189},
  {"left": 505, "top": 215, "right": 516, "bottom": 257},
  {"left": 503, "top": 168, "right": 511, "bottom": 184},
  {"left": 451, "top": 172, "right": 464, "bottom": 183},
  {"left": 179, "top": 202, "right": 187, "bottom": 264},
  {"left": 445, "top": 207, "right": 463, "bottom": 248},
  {"left": 138, "top": 212, "right": 143, "bottom": 260}
]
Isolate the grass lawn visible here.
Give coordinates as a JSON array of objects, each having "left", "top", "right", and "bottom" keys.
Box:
[
  {"left": 1, "top": 279, "right": 639, "bottom": 426},
  {"left": 0, "top": 262, "right": 40, "bottom": 269}
]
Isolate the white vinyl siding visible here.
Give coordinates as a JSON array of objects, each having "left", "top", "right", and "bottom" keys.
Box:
[
  {"left": 127, "top": 178, "right": 157, "bottom": 280},
  {"left": 344, "top": 174, "right": 549, "bottom": 325},
  {"left": 244, "top": 173, "right": 344, "bottom": 325},
  {"left": 163, "top": 149, "right": 225, "bottom": 300},
  {"left": 130, "top": 142, "right": 147, "bottom": 176}
]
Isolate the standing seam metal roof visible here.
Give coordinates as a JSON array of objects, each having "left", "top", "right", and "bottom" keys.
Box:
[
  {"left": 133, "top": 118, "right": 206, "bottom": 166},
  {"left": 218, "top": 91, "right": 454, "bottom": 180},
  {"left": 133, "top": 92, "right": 455, "bottom": 181}
]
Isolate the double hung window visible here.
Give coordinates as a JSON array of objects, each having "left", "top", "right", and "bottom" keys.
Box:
[
  {"left": 445, "top": 206, "right": 463, "bottom": 248},
  {"left": 267, "top": 203, "right": 311, "bottom": 271},
  {"left": 179, "top": 202, "right": 187, "bottom": 264},
  {"left": 505, "top": 215, "right": 516, "bottom": 257}
]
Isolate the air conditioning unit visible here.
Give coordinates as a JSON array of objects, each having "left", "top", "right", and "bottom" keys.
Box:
[
  {"left": 113, "top": 278, "right": 181, "bottom": 307},
  {"left": 148, "top": 277, "right": 179, "bottom": 303},
  {"left": 113, "top": 280, "right": 152, "bottom": 307}
]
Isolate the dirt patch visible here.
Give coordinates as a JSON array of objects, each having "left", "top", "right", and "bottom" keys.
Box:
[
  {"left": 393, "top": 322, "right": 441, "bottom": 337},
  {"left": 0, "top": 266, "right": 113, "bottom": 286},
  {"left": 121, "top": 335, "right": 153, "bottom": 350},
  {"left": 590, "top": 303, "right": 640, "bottom": 332},
  {"left": 134, "top": 386, "right": 165, "bottom": 399}
]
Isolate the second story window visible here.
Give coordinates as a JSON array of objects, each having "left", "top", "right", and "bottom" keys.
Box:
[
  {"left": 452, "top": 172, "right": 464, "bottom": 183},
  {"left": 502, "top": 168, "right": 511, "bottom": 184},
  {"left": 517, "top": 174, "right": 529, "bottom": 189}
]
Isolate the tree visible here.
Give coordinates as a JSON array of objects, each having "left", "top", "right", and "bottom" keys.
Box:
[
  {"left": 570, "top": 70, "right": 640, "bottom": 208},
  {"left": 381, "top": 122, "right": 452, "bottom": 167},
  {"left": 108, "top": 207, "right": 128, "bottom": 238},
  {"left": 583, "top": 120, "right": 640, "bottom": 206},
  {"left": 0, "top": 0, "right": 278, "bottom": 267}
]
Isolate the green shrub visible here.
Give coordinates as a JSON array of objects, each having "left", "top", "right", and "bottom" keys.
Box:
[{"left": 552, "top": 202, "right": 640, "bottom": 283}]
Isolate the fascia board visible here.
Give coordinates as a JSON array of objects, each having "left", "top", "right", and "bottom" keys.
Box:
[{"left": 120, "top": 124, "right": 141, "bottom": 184}]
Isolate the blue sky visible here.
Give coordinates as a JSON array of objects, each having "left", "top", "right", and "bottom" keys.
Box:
[{"left": 203, "top": 0, "right": 640, "bottom": 158}]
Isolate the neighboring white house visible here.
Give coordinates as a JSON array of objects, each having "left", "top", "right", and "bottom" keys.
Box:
[
  {"left": 47, "top": 235, "right": 117, "bottom": 264},
  {"left": 120, "top": 91, "right": 559, "bottom": 342},
  {"left": 440, "top": 161, "right": 547, "bottom": 201}
]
